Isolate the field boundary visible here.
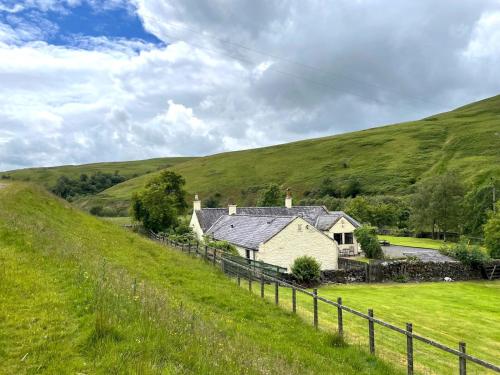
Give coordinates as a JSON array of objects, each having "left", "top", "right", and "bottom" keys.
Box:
[{"left": 149, "top": 232, "right": 500, "bottom": 375}]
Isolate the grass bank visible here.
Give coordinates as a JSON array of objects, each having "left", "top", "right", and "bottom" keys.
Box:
[{"left": 0, "top": 182, "right": 399, "bottom": 374}]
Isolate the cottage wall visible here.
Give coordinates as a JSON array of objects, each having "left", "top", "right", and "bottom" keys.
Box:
[
  {"left": 257, "top": 217, "right": 338, "bottom": 271},
  {"left": 189, "top": 212, "right": 204, "bottom": 240},
  {"left": 325, "top": 217, "right": 360, "bottom": 255}
]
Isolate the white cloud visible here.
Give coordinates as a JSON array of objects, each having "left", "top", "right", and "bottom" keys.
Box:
[{"left": 1, "top": 0, "right": 500, "bottom": 171}]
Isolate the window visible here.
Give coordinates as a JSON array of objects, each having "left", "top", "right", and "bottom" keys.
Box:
[
  {"left": 245, "top": 249, "right": 251, "bottom": 259},
  {"left": 334, "top": 233, "right": 343, "bottom": 244},
  {"left": 345, "top": 232, "right": 354, "bottom": 244}
]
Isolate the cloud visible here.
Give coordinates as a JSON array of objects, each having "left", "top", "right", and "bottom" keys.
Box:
[{"left": 1, "top": 0, "right": 500, "bottom": 171}]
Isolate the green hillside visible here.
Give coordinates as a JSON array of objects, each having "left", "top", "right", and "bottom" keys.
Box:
[
  {"left": 1, "top": 157, "right": 195, "bottom": 188},
  {"left": 80, "top": 95, "right": 500, "bottom": 213},
  {"left": 0, "top": 182, "right": 398, "bottom": 374}
]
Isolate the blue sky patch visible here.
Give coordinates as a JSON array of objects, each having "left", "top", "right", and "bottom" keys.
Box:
[{"left": 1, "top": 1, "right": 162, "bottom": 47}]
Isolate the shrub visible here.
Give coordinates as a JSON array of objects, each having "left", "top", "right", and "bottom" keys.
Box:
[
  {"left": 439, "top": 238, "right": 490, "bottom": 267},
  {"left": 291, "top": 256, "right": 321, "bottom": 286},
  {"left": 90, "top": 205, "right": 104, "bottom": 216},
  {"left": 204, "top": 238, "right": 239, "bottom": 256},
  {"left": 354, "top": 226, "right": 384, "bottom": 259}
]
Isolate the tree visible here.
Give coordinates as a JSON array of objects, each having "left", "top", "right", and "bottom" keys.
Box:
[
  {"left": 257, "top": 183, "right": 283, "bottom": 207},
  {"left": 130, "top": 171, "right": 188, "bottom": 232},
  {"left": 484, "top": 203, "right": 500, "bottom": 258},
  {"left": 463, "top": 181, "right": 499, "bottom": 236},
  {"left": 354, "top": 226, "right": 384, "bottom": 259},
  {"left": 343, "top": 177, "right": 363, "bottom": 198},
  {"left": 410, "top": 173, "right": 465, "bottom": 240}
]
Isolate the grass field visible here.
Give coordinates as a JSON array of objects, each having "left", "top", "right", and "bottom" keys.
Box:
[
  {"left": 80, "top": 94, "right": 500, "bottom": 211},
  {"left": 257, "top": 281, "right": 500, "bottom": 374},
  {"left": 1, "top": 156, "right": 195, "bottom": 188},
  {"left": 378, "top": 235, "right": 445, "bottom": 250},
  {"left": 0, "top": 182, "right": 399, "bottom": 374}
]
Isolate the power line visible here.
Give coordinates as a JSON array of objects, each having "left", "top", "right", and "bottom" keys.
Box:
[{"left": 157, "top": 19, "right": 437, "bottom": 108}]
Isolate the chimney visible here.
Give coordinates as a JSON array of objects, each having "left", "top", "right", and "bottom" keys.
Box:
[
  {"left": 228, "top": 204, "right": 237, "bottom": 215},
  {"left": 285, "top": 188, "right": 292, "bottom": 208},
  {"left": 193, "top": 194, "right": 201, "bottom": 211}
]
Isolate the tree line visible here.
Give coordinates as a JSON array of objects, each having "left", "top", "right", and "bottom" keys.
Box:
[{"left": 51, "top": 171, "right": 127, "bottom": 200}]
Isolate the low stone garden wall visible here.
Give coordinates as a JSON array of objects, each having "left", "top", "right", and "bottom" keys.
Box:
[{"left": 322, "top": 258, "right": 484, "bottom": 284}]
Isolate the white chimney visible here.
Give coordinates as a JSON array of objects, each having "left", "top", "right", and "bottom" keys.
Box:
[
  {"left": 228, "top": 204, "right": 237, "bottom": 215},
  {"left": 193, "top": 194, "right": 201, "bottom": 211},
  {"left": 285, "top": 188, "right": 292, "bottom": 208}
]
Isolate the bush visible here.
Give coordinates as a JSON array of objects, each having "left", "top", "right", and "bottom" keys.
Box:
[
  {"left": 291, "top": 256, "right": 321, "bottom": 286},
  {"left": 204, "top": 238, "right": 239, "bottom": 256},
  {"left": 439, "top": 238, "right": 490, "bottom": 267},
  {"left": 354, "top": 226, "right": 384, "bottom": 259}
]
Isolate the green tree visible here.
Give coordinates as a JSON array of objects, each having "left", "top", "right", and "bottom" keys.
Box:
[
  {"left": 463, "top": 181, "right": 499, "bottom": 236},
  {"left": 130, "top": 171, "right": 188, "bottom": 232},
  {"left": 411, "top": 173, "right": 465, "bottom": 240},
  {"left": 354, "top": 226, "right": 383, "bottom": 259},
  {"left": 343, "top": 177, "right": 363, "bottom": 198},
  {"left": 484, "top": 203, "right": 500, "bottom": 258},
  {"left": 257, "top": 184, "right": 284, "bottom": 207}
]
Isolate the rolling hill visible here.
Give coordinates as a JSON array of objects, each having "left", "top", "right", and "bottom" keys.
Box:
[
  {"left": 78, "top": 95, "right": 500, "bottom": 214},
  {"left": 0, "top": 182, "right": 398, "bottom": 374},
  {"left": 1, "top": 157, "right": 195, "bottom": 188}
]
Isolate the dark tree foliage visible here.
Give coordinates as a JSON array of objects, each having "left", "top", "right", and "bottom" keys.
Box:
[
  {"left": 463, "top": 181, "right": 499, "bottom": 236},
  {"left": 51, "top": 171, "right": 126, "bottom": 200},
  {"left": 130, "top": 171, "right": 188, "bottom": 233},
  {"left": 257, "top": 183, "right": 284, "bottom": 207},
  {"left": 205, "top": 193, "right": 222, "bottom": 208},
  {"left": 410, "top": 173, "right": 465, "bottom": 240},
  {"left": 343, "top": 177, "right": 363, "bottom": 198},
  {"left": 354, "top": 226, "right": 384, "bottom": 259}
]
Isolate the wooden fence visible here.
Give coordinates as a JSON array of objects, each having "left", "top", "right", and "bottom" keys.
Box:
[{"left": 149, "top": 232, "right": 500, "bottom": 375}]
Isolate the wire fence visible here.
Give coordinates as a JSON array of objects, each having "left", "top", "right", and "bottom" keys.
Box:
[{"left": 149, "top": 232, "right": 500, "bottom": 375}]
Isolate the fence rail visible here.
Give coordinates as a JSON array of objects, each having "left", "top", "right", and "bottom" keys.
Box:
[{"left": 149, "top": 232, "right": 500, "bottom": 375}]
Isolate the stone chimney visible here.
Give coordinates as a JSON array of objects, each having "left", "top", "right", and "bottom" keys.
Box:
[
  {"left": 285, "top": 188, "right": 292, "bottom": 208},
  {"left": 228, "top": 204, "right": 237, "bottom": 215},
  {"left": 193, "top": 194, "right": 201, "bottom": 211}
]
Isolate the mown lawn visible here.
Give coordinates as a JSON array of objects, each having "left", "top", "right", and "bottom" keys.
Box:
[
  {"left": 0, "top": 182, "right": 399, "bottom": 375},
  {"left": 260, "top": 280, "right": 500, "bottom": 374},
  {"left": 378, "top": 235, "right": 445, "bottom": 249}
]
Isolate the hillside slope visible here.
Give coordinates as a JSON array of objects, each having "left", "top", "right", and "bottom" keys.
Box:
[
  {"left": 0, "top": 182, "right": 398, "bottom": 374},
  {"left": 82, "top": 95, "right": 500, "bottom": 212},
  {"left": 2, "top": 157, "right": 195, "bottom": 188}
]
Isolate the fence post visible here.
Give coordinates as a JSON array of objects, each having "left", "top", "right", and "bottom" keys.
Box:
[
  {"left": 459, "top": 342, "right": 467, "bottom": 375},
  {"left": 292, "top": 287, "right": 296, "bottom": 313},
  {"left": 260, "top": 275, "right": 265, "bottom": 298},
  {"left": 313, "top": 288, "right": 318, "bottom": 329},
  {"left": 249, "top": 275, "right": 252, "bottom": 292},
  {"left": 274, "top": 281, "right": 279, "bottom": 305},
  {"left": 368, "top": 309, "right": 375, "bottom": 354},
  {"left": 337, "top": 297, "right": 343, "bottom": 337},
  {"left": 204, "top": 245, "right": 208, "bottom": 260},
  {"left": 213, "top": 249, "right": 217, "bottom": 266},
  {"left": 237, "top": 269, "right": 241, "bottom": 286},
  {"left": 196, "top": 242, "right": 199, "bottom": 255},
  {"left": 188, "top": 242, "right": 191, "bottom": 254},
  {"left": 406, "top": 323, "right": 414, "bottom": 375}
]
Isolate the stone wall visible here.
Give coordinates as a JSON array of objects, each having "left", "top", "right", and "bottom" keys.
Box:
[{"left": 323, "top": 259, "right": 484, "bottom": 284}]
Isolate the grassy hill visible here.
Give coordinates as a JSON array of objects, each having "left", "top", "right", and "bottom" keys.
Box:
[
  {"left": 1, "top": 157, "right": 195, "bottom": 188},
  {"left": 79, "top": 95, "right": 500, "bottom": 213},
  {"left": 0, "top": 182, "right": 398, "bottom": 374}
]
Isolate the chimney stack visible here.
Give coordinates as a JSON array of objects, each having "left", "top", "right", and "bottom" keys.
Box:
[
  {"left": 285, "top": 188, "right": 292, "bottom": 208},
  {"left": 193, "top": 194, "right": 201, "bottom": 211},
  {"left": 228, "top": 204, "right": 237, "bottom": 215}
]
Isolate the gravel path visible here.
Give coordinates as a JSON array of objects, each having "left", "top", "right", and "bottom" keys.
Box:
[{"left": 382, "top": 245, "right": 455, "bottom": 263}]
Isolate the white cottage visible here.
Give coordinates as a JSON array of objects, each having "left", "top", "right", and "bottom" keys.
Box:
[
  {"left": 189, "top": 192, "right": 363, "bottom": 267},
  {"left": 206, "top": 214, "right": 338, "bottom": 271}
]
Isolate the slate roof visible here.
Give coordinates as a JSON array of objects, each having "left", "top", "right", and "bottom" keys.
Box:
[
  {"left": 315, "top": 211, "right": 362, "bottom": 231},
  {"left": 206, "top": 215, "right": 296, "bottom": 250},
  {"left": 196, "top": 206, "right": 329, "bottom": 232}
]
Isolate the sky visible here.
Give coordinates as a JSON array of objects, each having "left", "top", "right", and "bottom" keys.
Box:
[{"left": 1, "top": 0, "right": 500, "bottom": 171}]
